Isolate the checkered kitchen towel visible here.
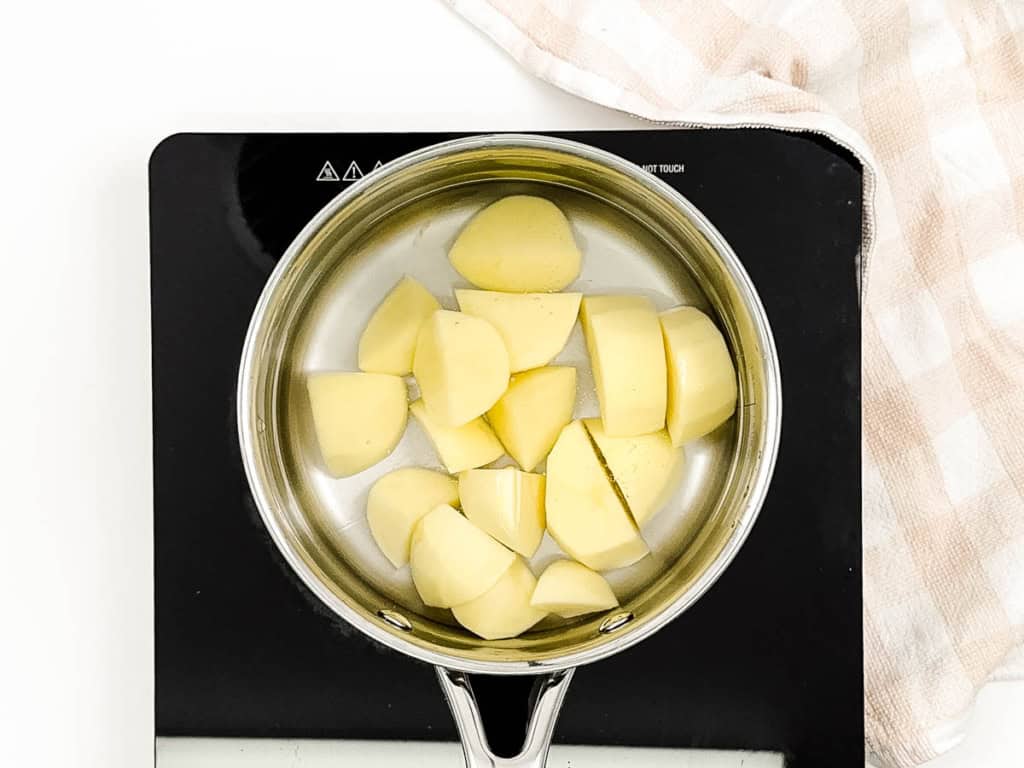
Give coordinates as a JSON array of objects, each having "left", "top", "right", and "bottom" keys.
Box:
[{"left": 448, "top": 1, "right": 1024, "bottom": 765}]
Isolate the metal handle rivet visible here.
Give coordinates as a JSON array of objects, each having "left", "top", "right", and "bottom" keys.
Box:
[
  {"left": 598, "top": 611, "right": 634, "bottom": 634},
  {"left": 377, "top": 609, "right": 413, "bottom": 632}
]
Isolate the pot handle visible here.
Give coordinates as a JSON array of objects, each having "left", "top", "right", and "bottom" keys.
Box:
[{"left": 436, "top": 666, "right": 574, "bottom": 768}]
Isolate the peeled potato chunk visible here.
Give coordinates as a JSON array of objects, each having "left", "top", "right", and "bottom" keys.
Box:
[
  {"left": 545, "top": 421, "right": 649, "bottom": 571},
  {"left": 531, "top": 560, "right": 619, "bottom": 618},
  {"left": 579, "top": 294, "right": 650, "bottom": 327},
  {"left": 306, "top": 372, "right": 407, "bottom": 477},
  {"left": 367, "top": 468, "right": 459, "bottom": 568},
  {"left": 452, "top": 558, "right": 547, "bottom": 640},
  {"left": 583, "top": 418, "right": 683, "bottom": 528},
  {"left": 459, "top": 467, "right": 545, "bottom": 557},
  {"left": 413, "top": 310, "right": 510, "bottom": 427},
  {"left": 660, "top": 306, "right": 738, "bottom": 446},
  {"left": 487, "top": 366, "right": 576, "bottom": 472},
  {"left": 448, "top": 196, "right": 581, "bottom": 292},
  {"left": 455, "top": 290, "right": 581, "bottom": 372},
  {"left": 409, "top": 504, "right": 515, "bottom": 608},
  {"left": 358, "top": 276, "right": 440, "bottom": 375},
  {"left": 582, "top": 295, "right": 666, "bottom": 435},
  {"left": 581, "top": 295, "right": 667, "bottom": 437},
  {"left": 410, "top": 400, "right": 504, "bottom": 473}
]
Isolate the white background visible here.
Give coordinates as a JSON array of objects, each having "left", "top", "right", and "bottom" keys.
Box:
[{"left": 0, "top": 2, "right": 1021, "bottom": 766}]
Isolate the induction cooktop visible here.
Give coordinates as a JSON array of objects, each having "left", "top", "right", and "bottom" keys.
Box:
[{"left": 150, "top": 130, "right": 864, "bottom": 767}]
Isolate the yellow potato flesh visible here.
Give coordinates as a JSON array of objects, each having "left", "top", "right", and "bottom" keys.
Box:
[
  {"left": 410, "top": 400, "right": 504, "bottom": 473},
  {"left": 455, "top": 289, "right": 581, "bottom": 372},
  {"left": 413, "top": 310, "right": 510, "bottom": 427},
  {"left": 357, "top": 276, "right": 440, "bottom": 375},
  {"left": 530, "top": 559, "right": 619, "bottom": 618},
  {"left": 583, "top": 418, "right": 683, "bottom": 528},
  {"left": 366, "top": 468, "right": 459, "bottom": 568},
  {"left": 409, "top": 504, "right": 515, "bottom": 608},
  {"left": 581, "top": 296, "right": 667, "bottom": 437},
  {"left": 579, "top": 294, "right": 650, "bottom": 328},
  {"left": 660, "top": 306, "right": 738, "bottom": 446},
  {"left": 306, "top": 372, "right": 408, "bottom": 477},
  {"left": 459, "top": 467, "right": 545, "bottom": 557},
  {"left": 544, "top": 421, "right": 649, "bottom": 571},
  {"left": 487, "top": 366, "right": 576, "bottom": 472},
  {"left": 452, "top": 558, "right": 547, "bottom": 640},
  {"left": 448, "top": 196, "right": 581, "bottom": 292}
]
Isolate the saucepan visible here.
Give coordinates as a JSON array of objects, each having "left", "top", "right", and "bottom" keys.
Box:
[{"left": 237, "top": 134, "right": 781, "bottom": 767}]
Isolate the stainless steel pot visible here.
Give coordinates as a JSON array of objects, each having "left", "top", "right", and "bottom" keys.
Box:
[{"left": 237, "top": 134, "right": 781, "bottom": 767}]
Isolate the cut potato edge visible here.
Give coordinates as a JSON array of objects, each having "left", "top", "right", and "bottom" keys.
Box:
[{"left": 531, "top": 560, "right": 619, "bottom": 618}]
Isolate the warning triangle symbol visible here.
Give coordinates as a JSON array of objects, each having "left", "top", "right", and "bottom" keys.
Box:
[
  {"left": 372, "top": 160, "right": 384, "bottom": 171},
  {"left": 342, "top": 161, "right": 363, "bottom": 181},
  {"left": 316, "top": 161, "right": 340, "bottom": 182}
]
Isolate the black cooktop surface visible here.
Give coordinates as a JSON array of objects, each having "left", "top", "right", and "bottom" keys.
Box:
[{"left": 150, "top": 130, "right": 863, "bottom": 767}]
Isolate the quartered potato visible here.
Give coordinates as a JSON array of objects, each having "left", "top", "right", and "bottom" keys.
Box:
[
  {"left": 459, "top": 466, "right": 546, "bottom": 557},
  {"left": 367, "top": 468, "right": 459, "bottom": 568},
  {"left": 409, "top": 504, "right": 515, "bottom": 608},
  {"left": 455, "top": 289, "right": 581, "bottom": 372},
  {"left": 660, "top": 306, "right": 738, "bottom": 445},
  {"left": 544, "top": 421, "right": 649, "bottom": 571},
  {"left": 448, "top": 196, "right": 581, "bottom": 292},
  {"left": 358, "top": 276, "right": 440, "bottom": 375},
  {"left": 583, "top": 418, "right": 683, "bottom": 528},
  {"left": 581, "top": 295, "right": 667, "bottom": 437},
  {"left": 531, "top": 560, "right": 619, "bottom": 618},
  {"left": 306, "top": 372, "right": 408, "bottom": 477},
  {"left": 410, "top": 400, "right": 504, "bottom": 473},
  {"left": 579, "top": 294, "right": 650, "bottom": 326},
  {"left": 487, "top": 366, "right": 576, "bottom": 472},
  {"left": 413, "top": 310, "right": 510, "bottom": 427},
  {"left": 452, "top": 558, "right": 547, "bottom": 640}
]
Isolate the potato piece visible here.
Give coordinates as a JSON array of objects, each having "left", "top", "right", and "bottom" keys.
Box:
[
  {"left": 409, "top": 504, "right": 515, "bottom": 608},
  {"left": 581, "top": 295, "right": 667, "bottom": 437},
  {"left": 452, "top": 558, "right": 547, "bottom": 640},
  {"left": 410, "top": 400, "right": 504, "bottom": 473},
  {"left": 448, "top": 196, "right": 581, "bottom": 292},
  {"left": 660, "top": 306, "right": 738, "bottom": 446},
  {"left": 455, "top": 290, "right": 581, "bottom": 372},
  {"left": 413, "top": 310, "right": 510, "bottom": 426},
  {"left": 583, "top": 419, "right": 683, "bottom": 527},
  {"left": 306, "top": 372, "right": 407, "bottom": 477},
  {"left": 487, "top": 366, "right": 576, "bottom": 472},
  {"left": 579, "top": 294, "right": 649, "bottom": 328},
  {"left": 544, "top": 421, "right": 649, "bottom": 571},
  {"left": 459, "top": 467, "right": 545, "bottom": 557},
  {"left": 367, "top": 468, "right": 459, "bottom": 567},
  {"left": 358, "top": 276, "right": 440, "bottom": 375},
  {"left": 531, "top": 560, "right": 619, "bottom": 618}
]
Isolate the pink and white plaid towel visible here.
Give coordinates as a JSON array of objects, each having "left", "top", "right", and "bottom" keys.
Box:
[{"left": 448, "top": 1, "right": 1024, "bottom": 765}]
